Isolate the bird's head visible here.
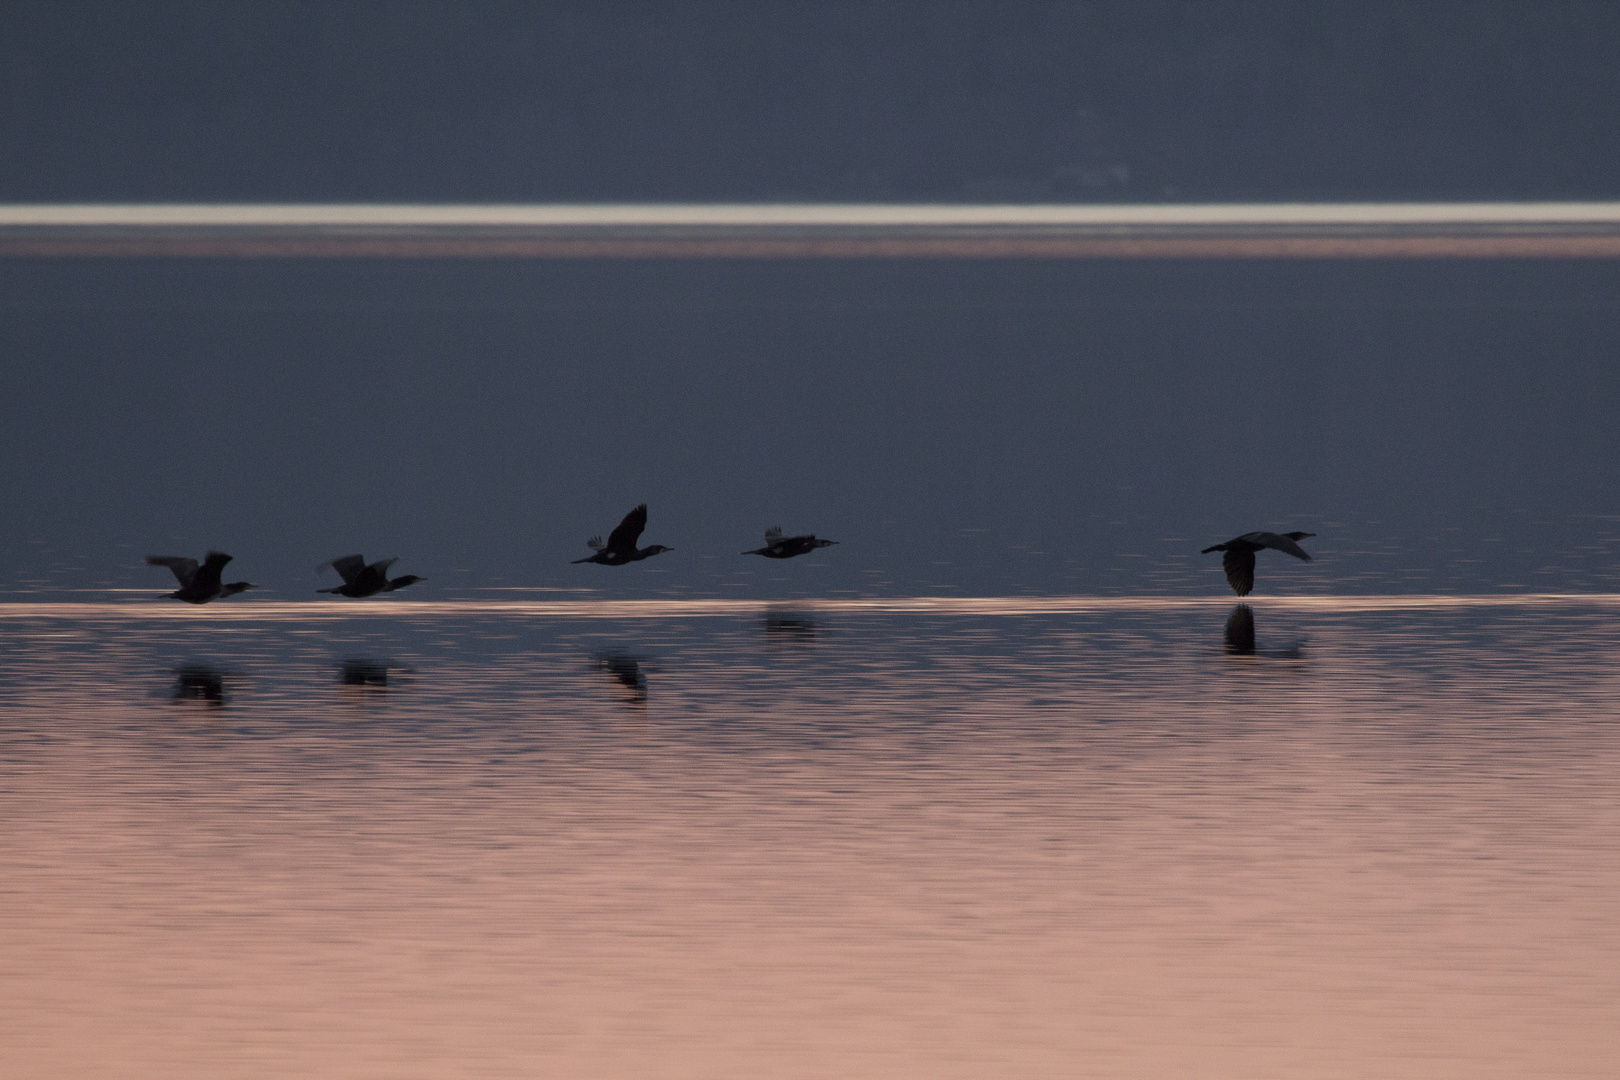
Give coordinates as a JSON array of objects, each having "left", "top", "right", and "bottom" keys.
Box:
[
  {"left": 642, "top": 545, "right": 673, "bottom": 556},
  {"left": 386, "top": 575, "right": 426, "bottom": 590},
  {"left": 811, "top": 538, "right": 839, "bottom": 548},
  {"left": 220, "top": 582, "right": 258, "bottom": 597},
  {"left": 1284, "top": 531, "right": 1316, "bottom": 541}
]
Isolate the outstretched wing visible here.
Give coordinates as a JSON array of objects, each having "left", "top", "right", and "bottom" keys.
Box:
[
  {"left": 586, "top": 536, "right": 605, "bottom": 551},
  {"left": 326, "top": 554, "right": 367, "bottom": 583},
  {"left": 606, "top": 504, "right": 648, "bottom": 553},
  {"left": 367, "top": 557, "right": 400, "bottom": 577},
  {"left": 1258, "top": 533, "right": 1313, "bottom": 561},
  {"left": 764, "top": 526, "right": 784, "bottom": 544},
  {"left": 146, "top": 555, "right": 198, "bottom": 587},
  {"left": 194, "top": 552, "right": 233, "bottom": 590},
  {"left": 1223, "top": 548, "right": 1256, "bottom": 597}
]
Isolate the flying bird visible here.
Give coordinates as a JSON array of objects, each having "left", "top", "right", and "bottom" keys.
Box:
[
  {"left": 573, "top": 504, "right": 673, "bottom": 565},
  {"left": 146, "top": 551, "right": 257, "bottom": 604},
  {"left": 743, "top": 527, "right": 839, "bottom": 559},
  {"left": 317, "top": 554, "right": 426, "bottom": 598},
  {"left": 1201, "top": 531, "right": 1315, "bottom": 596}
]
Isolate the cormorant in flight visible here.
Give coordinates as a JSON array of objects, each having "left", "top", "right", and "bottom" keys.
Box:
[
  {"left": 318, "top": 554, "right": 426, "bottom": 597},
  {"left": 573, "top": 504, "right": 673, "bottom": 565},
  {"left": 1201, "top": 531, "right": 1315, "bottom": 596},
  {"left": 146, "top": 551, "right": 258, "bottom": 604},
  {"left": 743, "top": 527, "right": 839, "bottom": 559}
]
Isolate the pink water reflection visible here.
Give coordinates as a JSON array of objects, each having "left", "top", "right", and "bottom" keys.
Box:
[{"left": 2, "top": 599, "right": 1618, "bottom": 1078}]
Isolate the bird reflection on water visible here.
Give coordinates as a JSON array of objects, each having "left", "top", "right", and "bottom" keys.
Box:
[
  {"left": 593, "top": 653, "right": 647, "bottom": 705},
  {"left": 1223, "top": 604, "right": 1304, "bottom": 660},
  {"left": 764, "top": 609, "right": 818, "bottom": 643},
  {"left": 339, "top": 659, "right": 392, "bottom": 689},
  {"left": 172, "top": 664, "right": 227, "bottom": 707},
  {"left": 1224, "top": 604, "right": 1257, "bottom": 655}
]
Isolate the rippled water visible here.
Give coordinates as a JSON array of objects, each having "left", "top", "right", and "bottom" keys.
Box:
[{"left": 3, "top": 597, "right": 1618, "bottom": 1079}]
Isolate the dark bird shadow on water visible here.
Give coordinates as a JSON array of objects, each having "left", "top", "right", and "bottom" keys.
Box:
[
  {"left": 340, "top": 659, "right": 393, "bottom": 689},
  {"left": 173, "top": 664, "right": 228, "bottom": 708},
  {"left": 1224, "top": 604, "right": 1257, "bottom": 655},
  {"left": 1224, "top": 604, "right": 1305, "bottom": 661},
  {"left": 593, "top": 653, "right": 648, "bottom": 706},
  {"left": 764, "top": 608, "right": 818, "bottom": 645}
]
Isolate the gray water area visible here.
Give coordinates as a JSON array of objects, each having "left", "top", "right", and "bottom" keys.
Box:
[
  {"left": 5, "top": 257, "right": 1620, "bottom": 600},
  {"left": 2, "top": 597, "right": 1617, "bottom": 1078}
]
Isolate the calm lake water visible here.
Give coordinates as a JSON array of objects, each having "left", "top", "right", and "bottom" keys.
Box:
[{"left": 3, "top": 596, "right": 1618, "bottom": 1078}]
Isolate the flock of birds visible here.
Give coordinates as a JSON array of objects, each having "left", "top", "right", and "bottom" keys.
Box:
[{"left": 146, "top": 504, "right": 1314, "bottom": 604}]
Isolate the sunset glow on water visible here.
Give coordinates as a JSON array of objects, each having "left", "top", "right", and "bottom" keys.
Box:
[
  {"left": 3, "top": 598, "right": 1617, "bottom": 1078},
  {"left": 10, "top": 6, "right": 1620, "bottom": 1076}
]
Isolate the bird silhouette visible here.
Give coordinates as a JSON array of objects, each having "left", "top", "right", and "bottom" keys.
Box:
[
  {"left": 146, "top": 551, "right": 257, "bottom": 604},
  {"left": 573, "top": 504, "right": 673, "bottom": 565},
  {"left": 1200, "top": 531, "right": 1315, "bottom": 596},
  {"left": 317, "top": 554, "right": 425, "bottom": 597},
  {"left": 743, "top": 527, "right": 839, "bottom": 559}
]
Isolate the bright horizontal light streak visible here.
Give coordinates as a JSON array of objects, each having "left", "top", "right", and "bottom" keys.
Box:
[
  {"left": 6, "top": 202, "right": 1620, "bottom": 227},
  {"left": 0, "top": 594, "right": 1617, "bottom": 621}
]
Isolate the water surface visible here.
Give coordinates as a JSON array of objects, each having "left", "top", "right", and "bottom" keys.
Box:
[{"left": 3, "top": 597, "right": 1617, "bottom": 1078}]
